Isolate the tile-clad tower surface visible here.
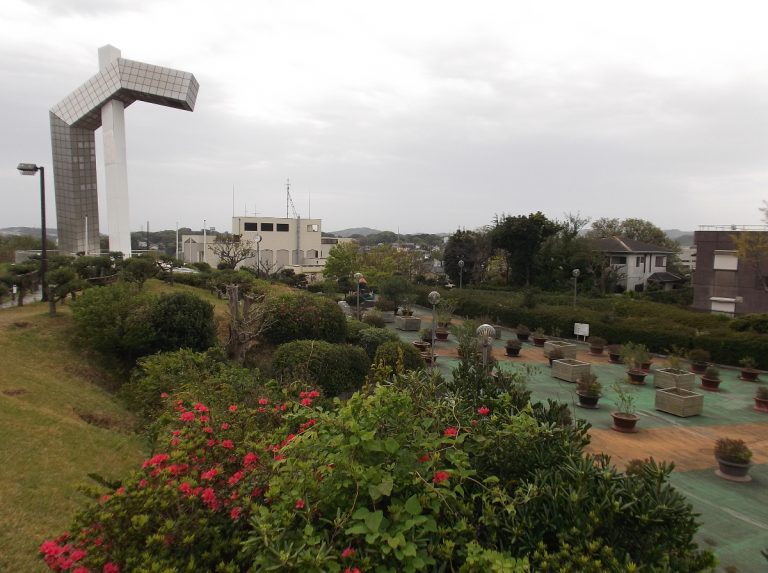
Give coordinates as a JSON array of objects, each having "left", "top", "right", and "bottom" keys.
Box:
[{"left": 49, "top": 49, "right": 198, "bottom": 255}]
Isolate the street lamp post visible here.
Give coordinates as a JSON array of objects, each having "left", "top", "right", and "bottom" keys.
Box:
[
  {"left": 458, "top": 259, "right": 465, "bottom": 289},
  {"left": 476, "top": 323, "right": 496, "bottom": 370},
  {"left": 17, "top": 163, "right": 48, "bottom": 302},
  {"left": 428, "top": 291, "right": 441, "bottom": 368},
  {"left": 572, "top": 268, "right": 581, "bottom": 309},
  {"left": 354, "top": 272, "right": 363, "bottom": 320},
  {"left": 254, "top": 234, "right": 262, "bottom": 277}
]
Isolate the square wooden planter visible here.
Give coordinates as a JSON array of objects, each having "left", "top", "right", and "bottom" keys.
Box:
[
  {"left": 653, "top": 368, "right": 695, "bottom": 390},
  {"left": 655, "top": 388, "right": 703, "bottom": 417},
  {"left": 544, "top": 341, "right": 578, "bottom": 359},
  {"left": 552, "top": 359, "right": 591, "bottom": 383},
  {"left": 395, "top": 316, "right": 422, "bottom": 331}
]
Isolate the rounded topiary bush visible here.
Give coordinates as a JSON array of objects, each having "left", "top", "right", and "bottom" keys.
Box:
[
  {"left": 362, "top": 310, "right": 386, "bottom": 328},
  {"left": 263, "top": 293, "right": 346, "bottom": 344},
  {"left": 345, "top": 319, "right": 370, "bottom": 345},
  {"left": 272, "top": 340, "right": 370, "bottom": 395},
  {"left": 374, "top": 340, "right": 424, "bottom": 372},
  {"left": 357, "top": 326, "right": 399, "bottom": 360},
  {"left": 150, "top": 291, "right": 216, "bottom": 353}
]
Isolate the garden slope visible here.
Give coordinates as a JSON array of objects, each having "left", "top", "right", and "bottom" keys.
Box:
[{"left": 0, "top": 305, "right": 145, "bottom": 572}]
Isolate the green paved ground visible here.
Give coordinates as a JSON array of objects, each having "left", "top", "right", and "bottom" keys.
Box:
[{"left": 387, "top": 308, "right": 768, "bottom": 572}]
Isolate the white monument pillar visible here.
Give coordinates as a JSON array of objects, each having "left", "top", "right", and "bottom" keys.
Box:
[{"left": 99, "top": 45, "right": 132, "bottom": 257}]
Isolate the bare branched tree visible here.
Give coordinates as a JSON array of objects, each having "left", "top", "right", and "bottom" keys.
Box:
[
  {"left": 211, "top": 233, "right": 256, "bottom": 269},
  {"left": 226, "top": 284, "right": 276, "bottom": 364}
]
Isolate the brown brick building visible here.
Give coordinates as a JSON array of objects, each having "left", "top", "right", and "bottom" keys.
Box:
[{"left": 692, "top": 227, "right": 768, "bottom": 316}]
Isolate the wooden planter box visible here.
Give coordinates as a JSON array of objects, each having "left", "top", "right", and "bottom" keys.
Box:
[
  {"left": 655, "top": 388, "right": 703, "bottom": 417},
  {"left": 543, "top": 341, "right": 578, "bottom": 359},
  {"left": 395, "top": 316, "right": 421, "bottom": 331},
  {"left": 552, "top": 359, "right": 591, "bottom": 383},
  {"left": 653, "top": 368, "right": 695, "bottom": 390}
]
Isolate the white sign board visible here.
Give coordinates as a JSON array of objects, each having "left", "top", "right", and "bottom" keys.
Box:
[{"left": 574, "top": 323, "right": 590, "bottom": 337}]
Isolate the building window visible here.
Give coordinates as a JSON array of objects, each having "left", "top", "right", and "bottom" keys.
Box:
[
  {"left": 655, "top": 256, "right": 666, "bottom": 267},
  {"left": 635, "top": 256, "right": 645, "bottom": 267},
  {"left": 261, "top": 223, "right": 274, "bottom": 232},
  {"left": 307, "top": 224, "right": 319, "bottom": 232},
  {"left": 243, "top": 222, "right": 258, "bottom": 231},
  {"left": 277, "top": 223, "right": 290, "bottom": 232},
  {"left": 610, "top": 256, "right": 626, "bottom": 265},
  {"left": 713, "top": 250, "right": 738, "bottom": 271}
]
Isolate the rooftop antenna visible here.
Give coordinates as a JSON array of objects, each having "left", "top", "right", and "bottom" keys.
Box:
[{"left": 286, "top": 178, "right": 299, "bottom": 219}]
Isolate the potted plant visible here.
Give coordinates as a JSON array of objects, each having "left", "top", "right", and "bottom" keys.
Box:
[
  {"left": 532, "top": 328, "right": 547, "bottom": 347},
  {"left": 436, "top": 299, "right": 457, "bottom": 328},
  {"left": 754, "top": 386, "right": 768, "bottom": 413},
  {"left": 714, "top": 438, "right": 752, "bottom": 482},
  {"left": 421, "top": 352, "right": 437, "bottom": 366},
  {"left": 413, "top": 331, "right": 431, "bottom": 352},
  {"left": 653, "top": 355, "right": 695, "bottom": 390},
  {"left": 434, "top": 327, "right": 450, "bottom": 341},
  {"left": 548, "top": 346, "right": 565, "bottom": 367},
  {"left": 516, "top": 324, "right": 531, "bottom": 342},
  {"left": 419, "top": 327, "right": 433, "bottom": 343},
  {"left": 588, "top": 336, "right": 607, "bottom": 355},
  {"left": 700, "top": 365, "right": 722, "bottom": 392},
  {"left": 611, "top": 382, "right": 639, "bottom": 433},
  {"left": 739, "top": 356, "right": 760, "bottom": 382},
  {"left": 607, "top": 344, "right": 623, "bottom": 364},
  {"left": 505, "top": 338, "right": 522, "bottom": 357},
  {"left": 576, "top": 372, "right": 602, "bottom": 409},
  {"left": 688, "top": 348, "right": 710, "bottom": 374},
  {"left": 400, "top": 296, "right": 414, "bottom": 317},
  {"left": 622, "top": 342, "right": 649, "bottom": 383}
]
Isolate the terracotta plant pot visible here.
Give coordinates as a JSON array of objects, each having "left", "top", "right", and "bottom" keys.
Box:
[
  {"left": 627, "top": 370, "right": 647, "bottom": 385},
  {"left": 421, "top": 353, "right": 436, "bottom": 366},
  {"left": 715, "top": 458, "right": 752, "bottom": 482},
  {"left": 700, "top": 376, "right": 721, "bottom": 392},
  {"left": 740, "top": 368, "right": 760, "bottom": 382},
  {"left": 505, "top": 346, "right": 521, "bottom": 357},
  {"left": 690, "top": 361, "right": 707, "bottom": 374},
  {"left": 412, "top": 340, "right": 430, "bottom": 352},
  {"left": 532, "top": 336, "right": 546, "bottom": 347},
  {"left": 639, "top": 360, "right": 652, "bottom": 372},
  {"left": 608, "top": 352, "right": 623, "bottom": 364},
  {"left": 611, "top": 412, "right": 639, "bottom": 433},
  {"left": 754, "top": 396, "right": 768, "bottom": 413},
  {"left": 576, "top": 392, "right": 601, "bottom": 409},
  {"left": 516, "top": 333, "right": 530, "bottom": 342},
  {"left": 434, "top": 329, "right": 449, "bottom": 341},
  {"left": 589, "top": 346, "right": 605, "bottom": 355}
]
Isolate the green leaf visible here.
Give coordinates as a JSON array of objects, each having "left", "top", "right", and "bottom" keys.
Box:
[
  {"left": 365, "top": 510, "right": 384, "bottom": 532},
  {"left": 384, "top": 437, "right": 400, "bottom": 454},
  {"left": 404, "top": 495, "right": 421, "bottom": 516}
]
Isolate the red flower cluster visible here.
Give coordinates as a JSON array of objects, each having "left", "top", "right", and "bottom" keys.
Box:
[
  {"left": 477, "top": 406, "right": 490, "bottom": 416},
  {"left": 443, "top": 427, "right": 458, "bottom": 437},
  {"left": 433, "top": 470, "right": 450, "bottom": 484}
]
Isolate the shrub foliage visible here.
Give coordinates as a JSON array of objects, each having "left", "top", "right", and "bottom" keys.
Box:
[{"left": 262, "top": 293, "right": 346, "bottom": 345}]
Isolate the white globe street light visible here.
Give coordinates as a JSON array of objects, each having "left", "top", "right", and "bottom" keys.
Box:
[
  {"left": 476, "top": 323, "right": 496, "bottom": 370},
  {"left": 428, "top": 291, "right": 441, "bottom": 367}
]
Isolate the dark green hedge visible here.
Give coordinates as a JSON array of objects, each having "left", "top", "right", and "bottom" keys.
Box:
[
  {"left": 271, "top": 340, "right": 370, "bottom": 395},
  {"left": 373, "top": 340, "right": 424, "bottom": 372}
]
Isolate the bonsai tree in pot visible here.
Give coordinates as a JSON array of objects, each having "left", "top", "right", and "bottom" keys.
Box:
[
  {"left": 436, "top": 298, "right": 457, "bottom": 328},
  {"left": 754, "top": 386, "right": 768, "bottom": 413},
  {"left": 588, "top": 336, "right": 607, "bottom": 355},
  {"left": 739, "top": 356, "right": 760, "bottom": 382},
  {"left": 532, "top": 327, "right": 547, "bottom": 347},
  {"left": 622, "top": 342, "right": 649, "bottom": 384},
  {"left": 610, "top": 382, "right": 640, "bottom": 433},
  {"left": 607, "top": 344, "right": 623, "bottom": 364},
  {"left": 548, "top": 346, "right": 565, "bottom": 367},
  {"left": 714, "top": 437, "right": 753, "bottom": 482},
  {"left": 688, "top": 348, "right": 710, "bottom": 374},
  {"left": 504, "top": 338, "right": 522, "bottom": 357},
  {"left": 515, "top": 324, "right": 531, "bottom": 342},
  {"left": 700, "top": 365, "right": 722, "bottom": 392},
  {"left": 576, "top": 372, "right": 602, "bottom": 409}
]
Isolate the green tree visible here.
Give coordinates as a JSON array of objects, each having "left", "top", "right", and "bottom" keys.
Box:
[
  {"left": 378, "top": 276, "right": 414, "bottom": 319},
  {"left": 444, "top": 228, "right": 492, "bottom": 286},
  {"left": 490, "top": 212, "right": 561, "bottom": 286},
  {"left": 323, "top": 242, "right": 360, "bottom": 281},
  {"left": 150, "top": 292, "right": 216, "bottom": 353},
  {"left": 587, "top": 217, "right": 679, "bottom": 250},
  {"left": 121, "top": 256, "right": 158, "bottom": 289}
]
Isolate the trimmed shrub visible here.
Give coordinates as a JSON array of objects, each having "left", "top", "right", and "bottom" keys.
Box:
[
  {"left": 150, "top": 291, "right": 216, "bottom": 353},
  {"left": 272, "top": 340, "right": 370, "bottom": 395},
  {"left": 362, "top": 310, "right": 385, "bottom": 328},
  {"left": 263, "top": 292, "right": 346, "bottom": 344},
  {"left": 71, "top": 283, "right": 157, "bottom": 362},
  {"left": 345, "top": 319, "right": 371, "bottom": 345},
  {"left": 374, "top": 340, "right": 424, "bottom": 372},
  {"left": 357, "top": 327, "right": 399, "bottom": 360}
]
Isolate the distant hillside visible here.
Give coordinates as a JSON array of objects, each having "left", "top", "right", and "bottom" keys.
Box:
[
  {"left": 0, "top": 226, "right": 58, "bottom": 240},
  {"left": 329, "top": 227, "right": 383, "bottom": 237},
  {"left": 664, "top": 229, "right": 694, "bottom": 246}
]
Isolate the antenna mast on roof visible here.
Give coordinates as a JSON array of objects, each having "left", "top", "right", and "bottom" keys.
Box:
[{"left": 286, "top": 178, "right": 299, "bottom": 219}]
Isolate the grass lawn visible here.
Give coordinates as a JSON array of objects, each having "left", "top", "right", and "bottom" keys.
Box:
[{"left": 0, "top": 303, "right": 146, "bottom": 572}]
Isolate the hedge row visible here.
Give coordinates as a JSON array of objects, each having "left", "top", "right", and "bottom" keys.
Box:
[{"left": 415, "top": 287, "right": 768, "bottom": 368}]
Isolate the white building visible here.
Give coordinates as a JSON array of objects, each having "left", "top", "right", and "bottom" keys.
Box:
[
  {"left": 592, "top": 236, "right": 682, "bottom": 292},
  {"left": 181, "top": 216, "right": 354, "bottom": 281}
]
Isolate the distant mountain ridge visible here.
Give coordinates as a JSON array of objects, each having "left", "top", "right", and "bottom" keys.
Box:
[
  {"left": 0, "top": 227, "right": 58, "bottom": 240},
  {"left": 664, "top": 229, "right": 694, "bottom": 246},
  {"left": 329, "top": 227, "right": 384, "bottom": 237}
]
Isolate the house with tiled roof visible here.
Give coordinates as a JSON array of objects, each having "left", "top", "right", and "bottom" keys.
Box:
[{"left": 591, "top": 236, "right": 683, "bottom": 292}]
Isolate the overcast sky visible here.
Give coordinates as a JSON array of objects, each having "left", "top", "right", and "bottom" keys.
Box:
[{"left": 2, "top": 0, "right": 768, "bottom": 236}]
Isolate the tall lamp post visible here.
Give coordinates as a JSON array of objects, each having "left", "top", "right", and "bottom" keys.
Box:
[
  {"left": 476, "top": 323, "right": 496, "bottom": 371},
  {"left": 572, "top": 268, "right": 580, "bottom": 309},
  {"left": 428, "top": 291, "right": 441, "bottom": 368},
  {"left": 17, "top": 163, "right": 48, "bottom": 302},
  {"left": 354, "top": 272, "right": 363, "bottom": 320},
  {"left": 254, "top": 234, "right": 262, "bottom": 277},
  {"left": 458, "top": 259, "right": 465, "bottom": 289}
]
